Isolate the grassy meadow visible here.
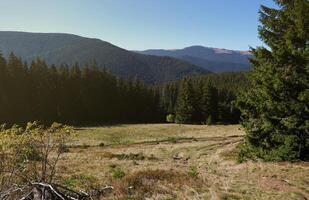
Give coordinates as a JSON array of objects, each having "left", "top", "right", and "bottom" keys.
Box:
[{"left": 54, "top": 124, "right": 309, "bottom": 199}]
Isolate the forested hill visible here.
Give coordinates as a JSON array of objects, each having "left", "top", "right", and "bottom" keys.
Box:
[
  {"left": 0, "top": 50, "right": 247, "bottom": 124},
  {"left": 136, "top": 46, "right": 252, "bottom": 73},
  {"left": 0, "top": 31, "right": 209, "bottom": 84}
]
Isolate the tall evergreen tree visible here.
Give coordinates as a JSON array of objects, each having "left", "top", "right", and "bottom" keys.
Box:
[
  {"left": 237, "top": 0, "right": 309, "bottom": 161},
  {"left": 0, "top": 52, "right": 8, "bottom": 122},
  {"left": 201, "top": 81, "right": 218, "bottom": 124},
  {"left": 175, "top": 78, "right": 196, "bottom": 124},
  {"left": 6, "top": 53, "right": 29, "bottom": 122}
]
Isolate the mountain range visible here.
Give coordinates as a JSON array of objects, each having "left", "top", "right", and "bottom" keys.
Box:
[
  {"left": 136, "top": 46, "right": 252, "bottom": 73},
  {"left": 0, "top": 31, "right": 251, "bottom": 83},
  {"left": 0, "top": 31, "right": 208, "bottom": 84}
]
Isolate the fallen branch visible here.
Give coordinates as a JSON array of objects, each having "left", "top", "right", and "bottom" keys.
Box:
[{"left": 0, "top": 182, "right": 91, "bottom": 200}]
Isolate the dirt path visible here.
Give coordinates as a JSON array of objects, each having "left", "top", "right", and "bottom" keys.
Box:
[{"left": 70, "top": 134, "right": 243, "bottom": 150}]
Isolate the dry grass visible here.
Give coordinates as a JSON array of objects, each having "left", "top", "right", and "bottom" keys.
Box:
[
  {"left": 111, "top": 169, "right": 205, "bottom": 199},
  {"left": 54, "top": 124, "right": 309, "bottom": 200},
  {"left": 70, "top": 124, "right": 241, "bottom": 146}
]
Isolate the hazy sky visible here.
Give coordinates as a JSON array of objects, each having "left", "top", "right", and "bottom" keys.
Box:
[{"left": 0, "top": 0, "right": 276, "bottom": 50}]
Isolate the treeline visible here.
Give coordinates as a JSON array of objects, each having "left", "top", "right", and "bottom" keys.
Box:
[
  {"left": 0, "top": 52, "right": 162, "bottom": 124},
  {"left": 159, "top": 72, "right": 248, "bottom": 124},
  {"left": 0, "top": 51, "right": 247, "bottom": 125}
]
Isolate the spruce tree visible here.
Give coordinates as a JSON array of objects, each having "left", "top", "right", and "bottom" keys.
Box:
[
  {"left": 6, "top": 53, "right": 29, "bottom": 122},
  {"left": 201, "top": 81, "right": 218, "bottom": 124},
  {"left": 0, "top": 52, "right": 8, "bottom": 123},
  {"left": 175, "top": 78, "right": 196, "bottom": 124},
  {"left": 237, "top": 0, "right": 309, "bottom": 161}
]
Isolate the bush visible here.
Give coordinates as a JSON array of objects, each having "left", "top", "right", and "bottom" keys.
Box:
[
  {"left": 238, "top": 134, "right": 308, "bottom": 162},
  {"left": 110, "top": 167, "right": 126, "bottom": 179},
  {"left": 0, "top": 122, "right": 74, "bottom": 198},
  {"left": 166, "top": 114, "right": 175, "bottom": 123}
]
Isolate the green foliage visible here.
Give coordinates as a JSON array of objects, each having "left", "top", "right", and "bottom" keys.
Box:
[
  {"left": 0, "top": 51, "right": 247, "bottom": 125},
  {"left": 166, "top": 114, "right": 175, "bottom": 123},
  {"left": 62, "top": 174, "right": 97, "bottom": 188},
  {"left": 0, "top": 53, "right": 163, "bottom": 124},
  {"left": 165, "top": 136, "right": 180, "bottom": 143},
  {"left": 0, "top": 122, "right": 73, "bottom": 195},
  {"left": 237, "top": 0, "right": 309, "bottom": 161},
  {"left": 201, "top": 81, "right": 218, "bottom": 123},
  {"left": 160, "top": 72, "right": 247, "bottom": 125},
  {"left": 110, "top": 166, "right": 126, "bottom": 179},
  {"left": 206, "top": 115, "right": 214, "bottom": 125},
  {"left": 238, "top": 134, "right": 308, "bottom": 162},
  {"left": 175, "top": 78, "right": 196, "bottom": 124},
  {"left": 63, "top": 177, "right": 80, "bottom": 188}
]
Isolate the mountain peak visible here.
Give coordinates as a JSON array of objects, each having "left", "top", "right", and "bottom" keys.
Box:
[{"left": 137, "top": 46, "right": 252, "bottom": 73}]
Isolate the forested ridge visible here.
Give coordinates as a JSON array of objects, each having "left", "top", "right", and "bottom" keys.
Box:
[
  {"left": 0, "top": 52, "right": 162, "bottom": 124},
  {"left": 0, "top": 31, "right": 210, "bottom": 84},
  {"left": 0, "top": 51, "right": 246, "bottom": 125}
]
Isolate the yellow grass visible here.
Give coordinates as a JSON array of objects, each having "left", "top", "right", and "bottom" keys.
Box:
[{"left": 55, "top": 124, "right": 309, "bottom": 200}]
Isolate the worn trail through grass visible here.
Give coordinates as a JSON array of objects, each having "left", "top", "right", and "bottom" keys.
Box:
[{"left": 57, "top": 124, "right": 309, "bottom": 200}]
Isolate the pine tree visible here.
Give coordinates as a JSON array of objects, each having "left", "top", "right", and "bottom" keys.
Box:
[
  {"left": 175, "top": 78, "right": 196, "bottom": 124},
  {"left": 237, "top": 0, "right": 309, "bottom": 161},
  {"left": 6, "top": 53, "right": 29, "bottom": 122},
  {"left": 201, "top": 81, "right": 218, "bottom": 124},
  {"left": 0, "top": 52, "right": 8, "bottom": 123}
]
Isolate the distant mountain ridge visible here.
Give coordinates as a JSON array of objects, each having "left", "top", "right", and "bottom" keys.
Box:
[
  {"left": 0, "top": 31, "right": 210, "bottom": 84},
  {"left": 136, "top": 45, "right": 252, "bottom": 73}
]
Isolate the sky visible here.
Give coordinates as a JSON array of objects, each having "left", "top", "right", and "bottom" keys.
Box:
[{"left": 0, "top": 0, "right": 277, "bottom": 51}]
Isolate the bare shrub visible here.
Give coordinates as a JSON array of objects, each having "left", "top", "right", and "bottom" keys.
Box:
[{"left": 0, "top": 121, "right": 74, "bottom": 199}]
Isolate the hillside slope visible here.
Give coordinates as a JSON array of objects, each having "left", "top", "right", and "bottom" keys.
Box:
[{"left": 0, "top": 31, "right": 209, "bottom": 83}]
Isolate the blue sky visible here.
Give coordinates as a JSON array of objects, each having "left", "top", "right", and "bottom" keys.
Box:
[{"left": 0, "top": 0, "right": 276, "bottom": 50}]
